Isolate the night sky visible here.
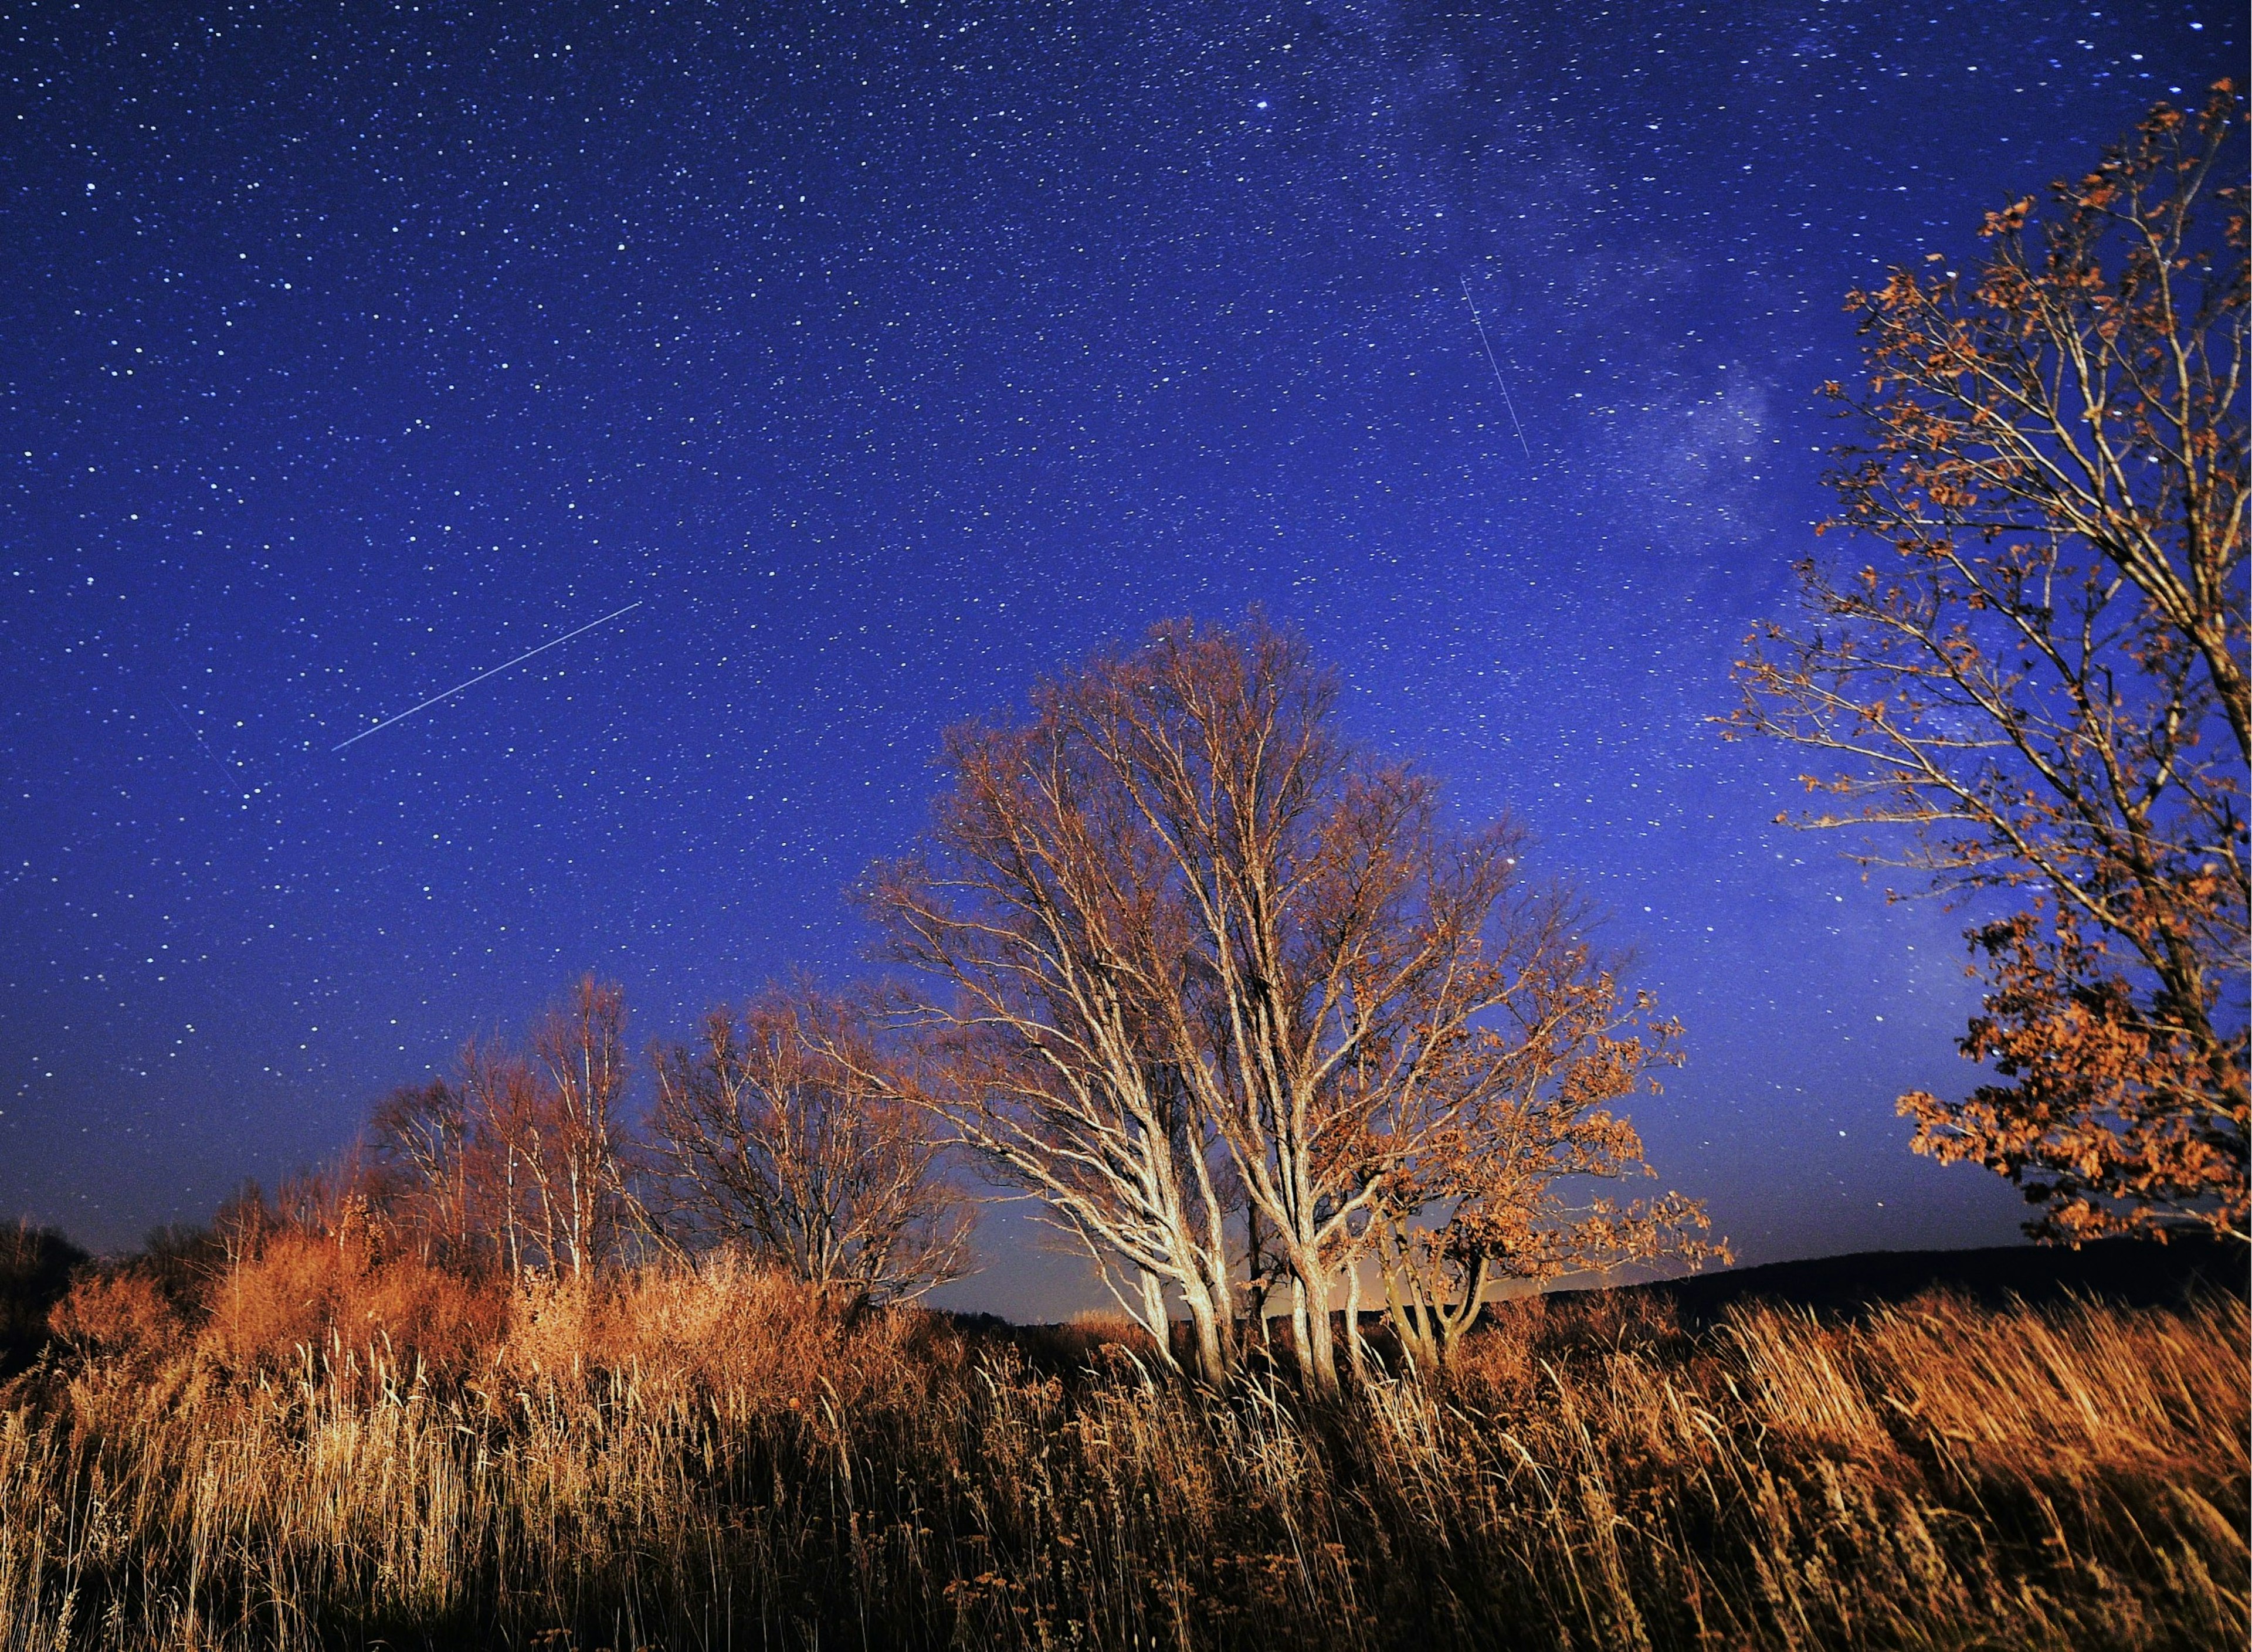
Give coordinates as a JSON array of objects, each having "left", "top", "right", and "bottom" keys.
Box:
[{"left": 3, "top": 0, "right": 2237, "bottom": 1318}]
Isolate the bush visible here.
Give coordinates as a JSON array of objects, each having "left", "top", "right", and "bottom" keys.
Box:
[
  {"left": 48, "top": 1270, "right": 186, "bottom": 1361},
  {"left": 497, "top": 1251, "right": 953, "bottom": 1401},
  {"left": 199, "top": 1230, "right": 510, "bottom": 1373}
]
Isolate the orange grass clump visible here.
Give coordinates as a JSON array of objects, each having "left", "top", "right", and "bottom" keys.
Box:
[
  {"left": 1, "top": 1258, "right": 2243, "bottom": 1651},
  {"left": 196, "top": 1232, "right": 511, "bottom": 1375}
]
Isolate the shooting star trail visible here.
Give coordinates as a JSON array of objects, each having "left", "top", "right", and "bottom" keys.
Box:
[
  {"left": 332, "top": 599, "right": 644, "bottom": 752},
  {"left": 168, "top": 699, "right": 247, "bottom": 797},
  {"left": 1461, "top": 276, "right": 1536, "bottom": 467}
]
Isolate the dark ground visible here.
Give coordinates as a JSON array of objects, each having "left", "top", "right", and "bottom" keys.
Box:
[
  {"left": 982, "top": 1234, "right": 2251, "bottom": 1368},
  {"left": 1603, "top": 1233, "right": 2247, "bottom": 1325}
]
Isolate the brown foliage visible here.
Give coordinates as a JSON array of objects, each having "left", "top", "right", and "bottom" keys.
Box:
[
  {"left": 199, "top": 1230, "right": 510, "bottom": 1372},
  {"left": 1730, "top": 87, "right": 2248, "bottom": 1240},
  {"left": 1369, "top": 952, "right": 1726, "bottom": 1372},
  {"left": 496, "top": 1254, "right": 950, "bottom": 1402},
  {"left": 1901, "top": 901, "right": 2248, "bottom": 1239},
  {"left": 47, "top": 1271, "right": 186, "bottom": 1361}
]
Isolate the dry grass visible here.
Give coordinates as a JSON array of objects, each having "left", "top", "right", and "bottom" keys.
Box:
[{"left": 1, "top": 1247, "right": 2241, "bottom": 1651}]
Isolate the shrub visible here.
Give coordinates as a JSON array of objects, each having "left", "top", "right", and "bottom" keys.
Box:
[
  {"left": 199, "top": 1230, "right": 510, "bottom": 1373},
  {"left": 47, "top": 1270, "right": 186, "bottom": 1361}
]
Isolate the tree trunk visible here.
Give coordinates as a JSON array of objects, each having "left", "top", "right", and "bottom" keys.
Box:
[
  {"left": 1183, "top": 1284, "right": 1229, "bottom": 1388},
  {"left": 1436, "top": 1254, "right": 1490, "bottom": 1372},
  {"left": 504, "top": 1152, "right": 522, "bottom": 1281},
  {"left": 1379, "top": 1244, "right": 1437, "bottom": 1376},
  {"left": 1136, "top": 1270, "right": 1179, "bottom": 1375},
  {"left": 1342, "top": 1247, "right": 1366, "bottom": 1386},
  {"left": 1289, "top": 1276, "right": 1311, "bottom": 1382},
  {"left": 1298, "top": 1256, "right": 1339, "bottom": 1397},
  {"left": 565, "top": 1162, "right": 584, "bottom": 1280}
]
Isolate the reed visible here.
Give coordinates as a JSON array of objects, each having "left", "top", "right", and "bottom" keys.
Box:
[{"left": 2, "top": 1250, "right": 2242, "bottom": 1650}]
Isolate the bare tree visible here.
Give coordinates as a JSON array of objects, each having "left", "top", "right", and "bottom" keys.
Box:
[
  {"left": 864, "top": 696, "right": 1244, "bottom": 1382},
  {"left": 454, "top": 1034, "right": 539, "bottom": 1278},
  {"left": 1729, "top": 88, "right": 2247, "bottom": 1241},
  {"left": 1071, "top": 621, "right": 1535, "bottom": 1396},
  {"left": 525, "top": 978, "right": 637, "bottom": 1280},
  {"left": 869, "top": 616, "right": 1712, "bottom": 1394},
  {"left": 649, "top": 985, "right": 972, "bottom": 1311},
  {"left": 368, "top": 1078, "right": 474, "bottom": 1266}
]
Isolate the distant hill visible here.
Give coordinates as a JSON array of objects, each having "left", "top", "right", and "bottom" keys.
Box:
[{"left": 1602, "top": 1235, "right": 2246, "bottom": 1325}]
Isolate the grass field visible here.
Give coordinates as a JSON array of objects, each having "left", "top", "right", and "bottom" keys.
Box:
[{"left": 1, "top": 1237, "right": 2244, "bottom": 1651}]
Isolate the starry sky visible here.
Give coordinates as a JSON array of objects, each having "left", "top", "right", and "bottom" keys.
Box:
[{"left": 2, "top": 0, "right": 2237, "bottom": 1317}]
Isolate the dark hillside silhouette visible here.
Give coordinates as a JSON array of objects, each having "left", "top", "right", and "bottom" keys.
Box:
[{"left": 1607, "top": 1235, "right": 2245, "bottom": 1324}]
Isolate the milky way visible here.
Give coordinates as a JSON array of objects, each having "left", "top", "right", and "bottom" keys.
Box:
[{"left": 1, "top": 0, "right": 2236, "bottom": 1314}]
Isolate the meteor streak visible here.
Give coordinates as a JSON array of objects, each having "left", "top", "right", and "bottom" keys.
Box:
[
  {"left": 1461, "top": 276, "right": 1536, "bottom": 467},
  {"left": 332, "top": 599, "right": 644, "bottom": 751}
]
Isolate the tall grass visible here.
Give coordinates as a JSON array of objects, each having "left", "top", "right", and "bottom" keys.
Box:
[{"left": 1, "top": 1247, "right": 2242, "bottom": 1650}]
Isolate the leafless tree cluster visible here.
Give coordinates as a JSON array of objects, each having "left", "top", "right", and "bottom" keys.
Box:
[
  {"left": 358, "top": 976, "right": 969, "bottom": 1307},
  {"left": 369, "top": 977, "right": 641, "bottom": 1279},
  {"left": 862, "top": 616, "right": 1718, "bottom": 1388}
]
